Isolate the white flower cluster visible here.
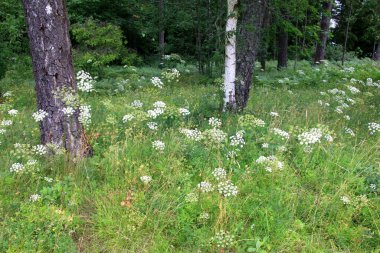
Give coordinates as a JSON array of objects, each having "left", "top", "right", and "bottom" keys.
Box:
[
  {"left": 197, "top": 181, "right": 214, "bottom": 193},
  {"left": 147, "top": 101, "right": 166, "bottom": 119},
  {"left": 10, "top": 163, "right": 24, "bottom": 173},
  {"left": 298, "top": 128, "right": 323, "bottom": 145},
  {"left": 229, "top": 131, "right": 245, "bottom": 148},
  {"left": 255, "top": 155, "right": 284, "bottom": 172},
  {"left": 179, "top": 108, "right": 190, "bottom": 116},
  {"left": 346, "top": 85, "right": 360, "bottom": 94},
  {"left": 147, "top": 122, "right": 158, "bottom": 130},
  {"left": 203, "top": 128, "right": 227, "bottom": 144},
  {"left": 79, "top": 105, "right": 91, "bottom": 127},
  {"left": 199, "top": 212, "right": 210, "bottom": 220},
  {"left": 8, "top": 109, "right": 18, "bottom": 116},
  {"left": 208, "top": 117, "right": 222, "bottom": 128},
  {"left": 122, "top": 114, "right": 135, "bottom": 123},
  {"left": 131, "top": 100, "right": 143, "bottom": 108},
  {"left": 32, "top": 109, "right": 48, "bottom": 122},
  {"left": 185, "top": 192, "right": 198, "bottom": 203},
  {"left": 368, "top": 122, "right": 380, "bottom": 135},
  {"left": 217, "top": 180, "right": 238, "bottom": 197},
  {"left": 271, "top": 128, "right": 290, "bottom": 140},
  {"left": 340, "top": 196, "right": 350, "bottom": 205},
  {"left": 3, "top": 91, "right": 12, "bottom": 97},
  {"left": 62, "top": 107, "right": 75, "bottom": 117},
  {"left": 151, "top": 76, "right": 164, "bottom": 88},
  {"left": 344, "top": 127, "right": 355, "bottom": 137},
  {"left": 0, "top": 129, "right": 6, "bottom": 134},
  {"left": 253, "top": 118, "right": 265, "bottom": 127},
  {"left": 179, "top": 128, "right": 203, "bottom": 141},
  {"left": 342, "top": 67, "right": 355, "bottom": 73},
  {"left": 1, "top": 120, "right": 12, "bottom": 126},
  {"left": 152, "top": 140, "right": 165, "bottom": 151},
  {"left": 30, "top": 194, "right": 41, "bottom": 202},
  {"left": 270, "top": 111, "right": 279, "bottom": 117},
  {"left": 33, "top": 144, "right": 47, "bottom": 155},
  {"left": 76, "top": 70, "right": 94, "bottom": 92},
  {"left": 212, "top": 168, "right": 227, "bottom": 181},
  {"left": 161, "top": 68, "right": 180, "bottom": 83},
  {"left": 140, "top": 175, "right": 152, "bottom": 184},
  {"left": 210, "top": 230, "right": 235, "bottom": 248},
  {"left": 328, "top": 88, "right": 346, "bottom": 96}
]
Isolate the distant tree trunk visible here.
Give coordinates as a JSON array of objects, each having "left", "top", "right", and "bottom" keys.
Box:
[
  {"left": 342, "top": 1, "right": 352, "bottom": 66},
  {"left": 223, "top": 0, "right": 238, "bottom": 111},
  {"left": 374, "top": 41, "right": 380, "bottom": 61},
  {"left": 314, "top": 0, "right": 333, "bottom": 63},
  {"left": 235, "top": 0, "right": 266, "bottom": 110},
  {"left": 159, "top": 0, "right": 165, "bottom": 59},
  {"left": 257, "top": 5, "right": 271, "bottom": 71},
  {"left": 277, "top": 27, "right": 288, "bottom": 70},
  {"left": 23, "top": 0, "right": 92, "bottom": 159}
]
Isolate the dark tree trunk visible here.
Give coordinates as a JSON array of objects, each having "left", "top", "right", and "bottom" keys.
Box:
[
  {"left": 235, "top": 0, "right": 266, "bottom": 110},
  {"left": 158, "top": 0, "right": 165, "bottom": 59},
  {"left": 257, "top": 5, "right": 271, "bottom": 71},
  {"left": 342, "top": 1, "right": 352, "bottom": 66},
  {"left": 314, "top": 1, "right": 333, "bottom": 63},
  {"left": 23, "top": 0, "right": 92, "bottom": 159},
  {"left": 277, "top": 28, "right": 288, "bottom": 70},
  {"left": 374, "top": 42, "right": 380, "bottom": 61}
]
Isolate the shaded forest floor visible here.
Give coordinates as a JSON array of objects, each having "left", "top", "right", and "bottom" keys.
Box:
[{"left": 1, "top": 59, "right": 380, "bottom": 252}]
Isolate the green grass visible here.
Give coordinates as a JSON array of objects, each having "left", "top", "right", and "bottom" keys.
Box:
[{"left": 0, "top": 59, "right": 379, "bottom": 252}]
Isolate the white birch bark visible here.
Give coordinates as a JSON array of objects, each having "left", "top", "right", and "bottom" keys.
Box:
[{"left": 223, "top": 0, "right": 238, "bottom": 111}]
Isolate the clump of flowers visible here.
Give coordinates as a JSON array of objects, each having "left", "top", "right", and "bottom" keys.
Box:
[
  {"left": 229, "top": 130, "right": 245, "bottom": 148},
  {"left": 238, "top": 114, "right": 265, "bottom": 128},
  {"left": 185, "top": 192, "right": 198, "bottom": 203},
  {"left": 33, "top": 144, "right": 47, "bottom": 156},
  {"left": 217, "top": 180, "right": 238, "bottom": 197},
  {"left": 76, "top": 70, "right": 94, "bottom": 92},
  {"left": 140, "top": 175, "right": 152, "bottom": 184},
  {"left": 197, "top": 181, "right": 214, "bottom": 193},
  {"left": 1, "top": 120, "right": 12, "bottom": 126},
  {"left": 79, "top": 105, "right": 91, "bottom": 127},
  {"left": 346, "top": 85, "right": 360, "bottom": 94},
  {"left": 151, "top": 76, "right": 164, "bottom": 88},
  {"left": 270, "top": 111, "right": 279, "bottom": 117},
  {"left": 203, "top": 128, "right": 227, "bottom": 145},
  {"left": 179, "top": 128, "right": 203, "bottom": 141},
  {"left": 10, "top": 163, "right": 24, "bottom": 173},
  {"left": 209, "top": 117, "right": 222, "bottom": 128},
  {"left": 32, "top": 109, "right": 48, "bottom": 122},
  {"left": 344, "top": 127, "right": 355, "bottom": 137},
  {"left": 368, "top": 122, "right": 380, "bottom": 135},
  {"left": 179, "top": 108, "right": 190, "bottom": 116},
  {"left": 29, "top": 194, "right": 41, "bottom": 202},
  {"left": 271, "top": 128, "right": 290, "bottom": 140},
  {"left": 340, "top": 196, "right": 350, "bottom": 205},
  {"left": 131, "top": 100, "right": 143, "bottom": 108},
  {"left": 212, "top": 168, "right": 227, "bottom": 181},
  {"left": 298, "top": 128, "right": 323, "bottom": 145},
  {"left": 8, "top": 109, "right": 18, "bottom": 116},
  {"left": 147, "top": 122, "right": 158, "bottom": 130},
  {"left": 152, "top": 140, "right": 165, "bottom": 151},
  {"left": 210, "top": 230, "right": 235, "bottom": 248},
  {"left": 122, "top": 114, "right": 135, "bottom": 123},
  {"left": 161, "top": 68, "right": 180, "bottom": 83},
  {"left": 62, "top": 107, "right": 75, "bottom": 117}
]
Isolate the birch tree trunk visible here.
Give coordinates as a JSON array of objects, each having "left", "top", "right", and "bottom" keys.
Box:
[
  {"left": 23, "top": 0, "right": 92, "bottom": 159},
  {"left": 223, "top": 0, "right": 238, "bottom": 111},
  {"left": 314, "top": 0, "right": 333, "bottom": 63}
]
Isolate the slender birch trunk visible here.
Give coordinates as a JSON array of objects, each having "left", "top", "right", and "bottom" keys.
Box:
[{"left": 223, "top": 0, "right": 238, "bottom": 111}]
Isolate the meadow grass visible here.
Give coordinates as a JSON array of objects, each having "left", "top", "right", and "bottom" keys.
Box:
[{"left": 0, "top": 59, "right": 379, "bottom": 252}]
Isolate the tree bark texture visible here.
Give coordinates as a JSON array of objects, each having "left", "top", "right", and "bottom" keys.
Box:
[
  {"left": 374, "top": 42, "right": 380, "bottom": 61},
  {"left": 235, "top": 0, "right": 266, "bottom": 110},
  {"left": 314, "top": 0, "right": 333, "bottom": 63},
  {"left": 23, "top": 0, "right": 92, "bottom": 158},
  {"left": 223, "top": 0, "right": 238, "bottom": 111},
  {"left": 159, "top": 0, "right": 165, "bottom": 58},
  {"left": 277, "top": 27, "right": 288, "bottom": 70}
]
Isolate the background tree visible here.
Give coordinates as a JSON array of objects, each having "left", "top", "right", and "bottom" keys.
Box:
[
  {"left": 314, "top": 0, "right": 333, "bottom": 63},
  {"left": 22, "top": 0, "right": 92, "bottom": 158}
]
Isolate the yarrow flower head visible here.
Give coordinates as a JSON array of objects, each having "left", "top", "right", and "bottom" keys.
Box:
[
  {"left": 153, "top": 101, "right": 166, "bottom": 109},
  {"left": 122, "top": 114, "right": 135, "bottom": 123},
  {"left": 1, "top": 120, "right": 13, "bottom": 126},
  {"left": 140, "top": 175, "right": 152, "bottom": 184},
  {"left": 179, "top": 108, "right": 190, "bottom": 116},
  {"left": 210, "top": 230, "right": 235, "bottom": 248},
  {"left": 76, "top": 70, "right": 94, "bottom": 92},
  {"left": 79, "top": 105, "right": 91, "bottom": 127},
  {"left": 147, "top": 122, "right": 158, "bottom": 130},
  {"left": 179, "top": 128, "right": 203, "bottom": 141},
  {"left": 151, "top": 76, "right": 164, "bottom": 88},
  {"left": 197, "top": 181, "right": 214, "bottom": 193},
  {"left": 10, "top": 163, "right": 24, "bottom": 173},
  {"left": 272, "top": 128, "right": 290, "bottom": 140},
  {"left": 29, "top": 194, "right": 41, "bottom": 202},
  {"left": 185, "top": 192, "right": 198, "bottom": 203},
  {"left": 217, "top": 180, "right": 238, "bottom": 197},
  {"left": 32, "top": 110, "right": 48, "bottom": 122},
  {"left": 62, "top": 107, "right": 75, "bottom": 117},
  {"left": 298, "top": 128, "right": 323, "bottom": 145},
  {"left": 209, "top": 117, "right": 222, "bottom": 128},
  {"left": 229, "top": 131, "right": 245, "bottom": 148},
  {"left": 131, "top": 100, "right": 143, "bottom": 108},
  {"left": 33, "top": 144, "right": 47, "bottom": 155},
  {"left": 152, "top": 140, "right": 165, "bottom": 151},
  {"left": 212, "top": 168, "right": 227, "bottom": 181},
  {"left": 340, "top": 196, "right": 350, "bottom": 205},
  {"left": 270, "top": 111, "right": 279, "bottom": 117},
  {"left": 368, "top": 122, "right": 380, "bottom": 135},
  {"left": 8, "top": 109, "right": 18, "bottom": 116}
]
